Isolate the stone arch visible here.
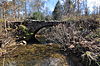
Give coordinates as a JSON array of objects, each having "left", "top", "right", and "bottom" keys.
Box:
[{"left": 28, "top": 24, "right": 56, "bottom": 43}]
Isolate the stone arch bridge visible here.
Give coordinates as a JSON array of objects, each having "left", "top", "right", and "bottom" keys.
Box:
[
  {"left": 9, "top": 19, "right": 98, "bottom": 43},
  {"left": 10, "top": 20, "right": 67, "bottom": 43}
]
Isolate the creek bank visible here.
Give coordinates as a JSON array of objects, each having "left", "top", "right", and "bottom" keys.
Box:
[
  {"left": 0, "top": 39, "right": 99, "bottom": 66},
  {"left": 0, "top": 43, "right": 98, "bottom": 66},
  {"left": 0, "top": 44, "right": 70, "bottom": 66}
]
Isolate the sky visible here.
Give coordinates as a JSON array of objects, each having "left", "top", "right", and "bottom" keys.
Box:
[
  {"left": 7, "top": 0, "right": 100, "bottom": 14},
  {"left": 87, "top": 0, "right": 100, "bottom": 13},
  {"left": 45, "top": 0, "right": 58, "bottom": 12},
  {"left": 45, "top": 0, "right": 100, "bottom": 13}
]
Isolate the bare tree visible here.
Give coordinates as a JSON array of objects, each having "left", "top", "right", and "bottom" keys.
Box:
[{"left": 33, "top": 0, "right": 45, "bottom": 12}]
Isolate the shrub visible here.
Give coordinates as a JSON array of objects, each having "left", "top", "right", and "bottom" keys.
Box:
[
  {"left": 16, "top": 25, "right": 33, "bottom": 41},
  {"left": 32, "top": 12, "right": 45, "bottom": 20}
]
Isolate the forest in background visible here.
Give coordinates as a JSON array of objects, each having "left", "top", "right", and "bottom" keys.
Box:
[{"left": 0, "top": 0, "right": 100, "bottom": 21}]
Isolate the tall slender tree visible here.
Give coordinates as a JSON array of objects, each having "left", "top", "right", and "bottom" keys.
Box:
[{"left": 52, "top": 0, "right": 62, "bottom": 20}]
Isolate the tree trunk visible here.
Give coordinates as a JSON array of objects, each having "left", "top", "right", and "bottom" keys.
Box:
[
  {"left": 25, "top": 0, "right": 27, "bottom": 18},
  {"left": 13, "top": 0, "right": 16, "bottom": 20},
  {"left": 77, "top": 0, "right": 80, "bottom": 15}
]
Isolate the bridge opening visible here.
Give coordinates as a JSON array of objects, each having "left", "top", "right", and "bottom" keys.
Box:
[
  {"left": 35, "top": 27, "right": 53, "bottom": 44},
  {"left": 28, "top": 26, "right": 55, "bottom": 44}
]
